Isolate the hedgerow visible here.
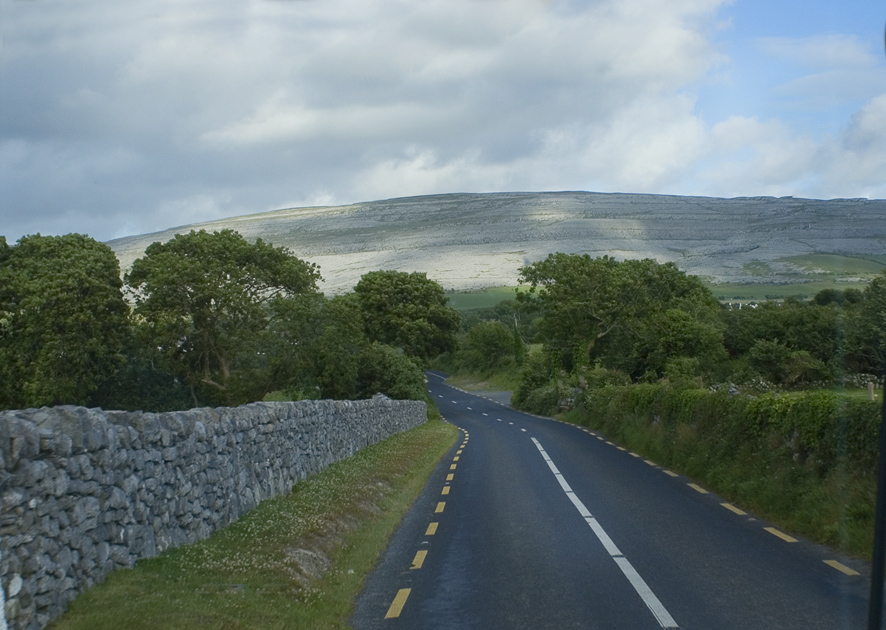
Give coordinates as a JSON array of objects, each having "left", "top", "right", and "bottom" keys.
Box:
[{"left": 571, "top": 383, "right": 881, "bottom": 555}]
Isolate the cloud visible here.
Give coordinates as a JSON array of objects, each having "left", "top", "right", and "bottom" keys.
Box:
[
  {"left": 818, "top": 94, "right": 886, "bottom": 196},
  {"left": 1, "top": 0, "right": 882, "bottom": 244}
]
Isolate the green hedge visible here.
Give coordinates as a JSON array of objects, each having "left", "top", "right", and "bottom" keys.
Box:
[
  {"left": 581, "top": 385, "right": 879, "bottom": 477},
  {"left": 574, "top": 384, "right": 882, "bottom": 555}
]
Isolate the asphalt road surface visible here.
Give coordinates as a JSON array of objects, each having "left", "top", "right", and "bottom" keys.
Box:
[{"left": 351, "top": 372, "right": 878, "bottom": 629}]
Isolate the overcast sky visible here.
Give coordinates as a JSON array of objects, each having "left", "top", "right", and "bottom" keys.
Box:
[{"left": 1, "top": 0, "right": 884, "bottom": 243}]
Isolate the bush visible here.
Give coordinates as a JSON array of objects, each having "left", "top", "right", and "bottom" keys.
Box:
[
  {"left": 572, "top": 382, "right": 882, "bottom": 556},
  {"left": 356, "top": 343, "right": 426, "bottom": 400},
  {"left": 518, "top": 382, "right": 563, "bottom": 415},
  {"left": 578, "top": 363, "right": 631, "bottom": 389},
  {"left": 512, "top": 351, "right": 554, "bottom": 409},
  {"left": 456, "top": 320, "right": 517, "bottom": 373}
]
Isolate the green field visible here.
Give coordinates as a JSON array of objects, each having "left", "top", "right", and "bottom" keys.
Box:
[
  {"left": 781, "top": 253, "right": 886, "bottom": 276},
  {"left": 445, "top": 286, "right": 519, "bottom": 310}
]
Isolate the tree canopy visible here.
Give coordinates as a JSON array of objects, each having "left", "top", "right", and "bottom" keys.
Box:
[
  {"left": 0, "top": 234, "right": 129, "bottom": 408},
  {"left": 125, "top": 229, "right": 321, "bottom": 406},
  {"left": 517, "top": 254, "right": 724, "bottom": 377},
  {"left": 354, "top": 270, "right": 460, "bottom": 364}
]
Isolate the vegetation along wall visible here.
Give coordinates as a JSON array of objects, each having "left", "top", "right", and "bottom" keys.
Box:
[{"left": 0, "top": 397, "right": 426, "bottom": 630}]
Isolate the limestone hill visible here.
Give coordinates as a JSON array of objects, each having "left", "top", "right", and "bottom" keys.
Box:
[{"left": 107, "top": 191, "right": 886, "bottom": 293}]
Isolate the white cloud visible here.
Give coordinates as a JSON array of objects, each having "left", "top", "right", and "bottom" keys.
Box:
[
  {"left": 818, "top": 95, "right": 886, "bottom": 197},
  {"left": 1, "top": 0, "right": 883, "bottom": 243}
]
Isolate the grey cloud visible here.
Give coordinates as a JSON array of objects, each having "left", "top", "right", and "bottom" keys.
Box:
[{"left": 2, "top": 0, "right": 881, "bottom": 245}]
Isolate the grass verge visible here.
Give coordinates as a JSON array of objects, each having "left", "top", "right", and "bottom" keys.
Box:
[{"left": 49, "top": 412, "right": 458, "bottom": 630}]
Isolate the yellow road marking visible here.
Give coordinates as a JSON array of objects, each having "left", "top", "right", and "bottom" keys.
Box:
[
  {"left": 453, "top": 456, "right": 459, "bottom": 461},
  {"left": 721, "top": 502, "right": 746, "bottom": 516},
  {"left": 457, "top": 449, "right": 463, "bottom": 454},
  {"left": 385, "top": 588, "right": 411, "bottom": 618},
  {"left": 446, "top": 473, "right": 454, "bottom": 481},
  {"left": 824, "top": 560, "right": 860, "bottom": 576},
  {"left": 687, "top": 483, "right": 708, "bottom": 494},
  {"left": 436, "top": 502, "right": 446, "bottom": 513},
  {"left": 411, "top": 550, "right": 428, "bottom": 569},
  {"left": 426, "top": 522, "right": 438, "bottom": 535},
  {"left": 450, "top": 464, "right": 457, "bottom": 470},
  {"left": 663, "top": 470, "right": 678, "bottom": 477},
  {"left": 442, "top": 486, "right": 450, "bottom": 495},
  {"left": 764, "top": 527, "right": 797, "bottom": 543}
]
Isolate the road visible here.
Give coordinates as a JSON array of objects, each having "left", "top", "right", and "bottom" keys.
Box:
[{"left": 352, "top": 372, "right": 877, "bottom": 629}]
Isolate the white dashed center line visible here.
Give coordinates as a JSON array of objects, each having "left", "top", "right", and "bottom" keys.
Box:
[{"left": 531, "top": 438, "right": 678, "bottom": 629}]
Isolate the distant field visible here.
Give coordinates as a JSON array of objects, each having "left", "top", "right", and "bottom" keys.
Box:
[
  {"left": 781, "top": 253, "right": 886, "bottom": 276},
  {"left": 446, "top": 279, "right": 875, "bottom": 308},
  {"left": 705, "top": 279, "right": 870, "bottom": 301},
  {"left": 446, "top": 286, "right": 519, "bottom": 310}
]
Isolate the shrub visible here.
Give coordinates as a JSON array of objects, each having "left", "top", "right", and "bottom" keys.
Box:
[{"left": 356, "top": 343, "right": 426, "bottom": 400}]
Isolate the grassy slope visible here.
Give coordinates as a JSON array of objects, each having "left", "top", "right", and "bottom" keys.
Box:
[
  {"left": 445, "top": 286, "right": 518, "bottom": 310},
  {"left": 49, "top": 415, "right": 457, "bottom": 630}
]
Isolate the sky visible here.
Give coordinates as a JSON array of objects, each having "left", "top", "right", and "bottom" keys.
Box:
[{"left": 1, "top": 0, "right": 884, "bottom": 244}]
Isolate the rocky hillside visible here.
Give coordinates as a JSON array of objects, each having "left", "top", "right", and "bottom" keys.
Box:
[{"left": 107, "top": 192, "right": 886, "bottom": 293}]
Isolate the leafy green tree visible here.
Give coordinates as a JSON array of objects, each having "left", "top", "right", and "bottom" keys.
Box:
[
  {"left": 267, "top": 293, "right": 368, "bottom": 400},
  {"left": 354, "top": 270, "right": 460, "bottom": 364},
  {"left": 125, "top": 229, "right": 320, "bottom": 406},
  {"left": 0, "top": 234, "right": 129, "bottom": 408},
  {"left": 356, "top": 342, "right": 426, "bottom": 400},
  {"left": 631, "top": 308, "right": 727, "bottom": 378},
  {"left": 457, "top": 320, "right": 517, "bottom": 373},
  {"left": 517, "top": 254, "right": 724, "bottom": 377},
  {"left": 813, "top": 288, "right": 863, "bottom": 307},
  {"left": 722, "top": 301, "right": 841, "bottom": 364},
  {"left": 100, "top": 320, "right": 193, "bottom": 412},
  {"left": 847, "top": 270, "right": 886, "bottom": 375},
  {"left": 512, "top": 351, "right": 556, "bottom": 410},
  {"left": 747, "top": 339, "right": 792, "bottom": 384}
]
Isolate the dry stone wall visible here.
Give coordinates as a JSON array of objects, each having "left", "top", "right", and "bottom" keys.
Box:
[{"left": 0, "top": 396, "right": 426, "bottom": 630}]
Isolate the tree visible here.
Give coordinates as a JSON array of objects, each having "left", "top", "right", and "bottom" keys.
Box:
[
  {"left": 266, "top": 292, "right": 367, "bottom": 400},
  {"left": 631, "top": 308, "right": 728, "bottom": 378},
  {"left": 0, "top": 234, "right": 129, "bottom": 408},
  {"left": 847, "top": 270, "right": 886, "bottom": 376},
  {"left": 354, "top": 270, "right": 460, "bottom": 364},
  {"left": 457, "top": 320, "right": 518, "bottom": 373},
  {"left": 125, "top": 229, "right": 320, "bottom": 406},
  {"left": 517, "top": 254, "right": 724, "bottom": 377},
  {"left": 355, "top": 342, "right": 426, "bottom": 400}
]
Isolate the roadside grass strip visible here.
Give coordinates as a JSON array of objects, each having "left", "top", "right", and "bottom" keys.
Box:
[
  {"left": 51, "top": 418, "right": 458, "bottom": 630},
  {"left": 531, "top": 438, "right": 678, "bottom": 629}
]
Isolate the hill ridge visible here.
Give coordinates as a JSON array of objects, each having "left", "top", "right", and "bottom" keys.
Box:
[{"left": 107, "top": 191, "right": 886, "bottom": 293}]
